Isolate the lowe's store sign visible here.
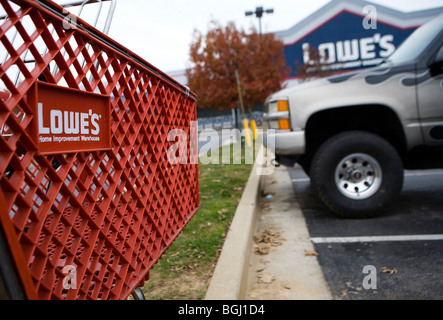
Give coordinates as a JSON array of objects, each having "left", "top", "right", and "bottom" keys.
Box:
[{"left": 283, "top": 10, "right": 416, "bottom": 78}]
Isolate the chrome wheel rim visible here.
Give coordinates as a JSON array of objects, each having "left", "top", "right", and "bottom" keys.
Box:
[{"left": 334, "top": 153, "right": 382, "bottom": 200}]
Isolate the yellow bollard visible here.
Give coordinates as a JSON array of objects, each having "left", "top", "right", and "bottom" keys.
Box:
[
  {"left": 243, "top": 118, "right": 252, "bottom": 147},
  {"left": 250, "top": 119, "right": 257, "bottom": 140}
]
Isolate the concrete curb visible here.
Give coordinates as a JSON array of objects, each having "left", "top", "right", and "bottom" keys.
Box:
[{"left": 204, "top": 146, "right": 265, "bottom": 300}]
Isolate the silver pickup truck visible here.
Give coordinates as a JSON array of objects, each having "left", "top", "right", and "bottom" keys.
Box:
[{"left": 264, "top": 14, "right": 443, "bottom": 218}]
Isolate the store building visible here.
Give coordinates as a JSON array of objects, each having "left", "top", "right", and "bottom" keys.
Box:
[{"left": 275, "top": 0, "right": 443, "bottom": 86}]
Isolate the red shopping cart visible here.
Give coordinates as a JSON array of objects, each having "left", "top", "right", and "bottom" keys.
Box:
[{"left": 0, "top": 0, "right": 199, "bottom": 299}]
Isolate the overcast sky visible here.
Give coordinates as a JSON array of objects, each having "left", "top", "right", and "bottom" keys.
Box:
[{"left": 63, "top": 0, "right": 443, "bottom": 73}]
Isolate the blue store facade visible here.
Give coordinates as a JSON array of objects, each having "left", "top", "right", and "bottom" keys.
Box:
[{"left": 275, "top": 0, "right": 443, "bottom": 86}]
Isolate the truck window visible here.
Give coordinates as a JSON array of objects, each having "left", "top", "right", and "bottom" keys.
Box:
[{"left": 389, "top": 15, "right": 443, "bottom": 65}]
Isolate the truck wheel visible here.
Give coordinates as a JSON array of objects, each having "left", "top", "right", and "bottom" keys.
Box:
[{"left": 310, "top": 131, "right": 403, "bottom": 218}]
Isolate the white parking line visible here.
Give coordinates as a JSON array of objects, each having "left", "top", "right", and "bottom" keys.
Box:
[
  {"left": 291, "top": 178, "right": 310, "bottom": 183},
  {"left": 311, "top": 234, "right": 443, "bottom": 244},
  {"left": 290, "top": 171, "right": 443, "bottom": 182},
  {"left": 404, "top": 170, "right": 443, "bottom": 177}
]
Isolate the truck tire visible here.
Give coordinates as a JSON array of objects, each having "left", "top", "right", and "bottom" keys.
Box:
[{"left": 310, "top": 131, "right": 403, "bottom": 218}]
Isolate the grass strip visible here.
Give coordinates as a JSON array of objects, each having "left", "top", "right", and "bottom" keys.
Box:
[{"left": 142, "top": 140, "right": 254, "bottom": 299}]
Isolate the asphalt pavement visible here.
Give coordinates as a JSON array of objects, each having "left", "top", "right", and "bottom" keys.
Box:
[{"left": 288, "top": 165, "right": 443, "bottom": 300}]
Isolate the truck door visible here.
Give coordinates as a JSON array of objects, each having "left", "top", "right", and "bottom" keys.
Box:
[{"left": 417, "top": 45, "right": 443, "bottom": 146}]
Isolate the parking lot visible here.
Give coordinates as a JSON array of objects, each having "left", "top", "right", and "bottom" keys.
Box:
[{"left": 289, "top": 165, "right": 443, "bottom": 300}]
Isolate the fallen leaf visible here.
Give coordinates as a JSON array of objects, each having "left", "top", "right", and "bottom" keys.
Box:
[
  {"left": 258, "top": 273, "right": 275, "bottom": 284},
  {"left": 254, "top": 243, "right": 270, "bottom": 255},
  {"left": 381, "top": 267, "right": 397, "bottom": 274},
  {"left": 254, "top": 229, "right": 283, "bottom": 247},
  {"left": 217, "top": 210, "right": 227, "bottom": 220},
  {"left": 304, "top": 250, "right": 318, "bottom": 256},
  {"left": 260, "top": 203, "right": 271, "bottom": 212}
]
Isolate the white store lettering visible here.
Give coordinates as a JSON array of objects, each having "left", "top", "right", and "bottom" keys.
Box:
[
  {"left": 302, "top": 33, "right": 396, "bottom": 64},
  {"left": 38, "top": 103, "right": 101, "bottom": 136}
]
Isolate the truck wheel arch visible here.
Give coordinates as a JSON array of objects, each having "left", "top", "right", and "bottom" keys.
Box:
[{"left": 303, "top": 105, "right": 407, "bottom": 165}]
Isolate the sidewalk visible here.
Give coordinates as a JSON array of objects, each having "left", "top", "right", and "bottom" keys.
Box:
[
  {"left": 242, "top": 164, "right": 332, "bottom": 300},
  {"left": 205, "top": 148, "right": 332, "bottom": 300}
]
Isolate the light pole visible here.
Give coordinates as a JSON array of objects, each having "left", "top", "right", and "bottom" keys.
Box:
[
  {"left": 242, "top": 7, "right": 273, "bottom": 142},
  {"left": 245, "top": 6, "right": 274, "bottom": 35}
]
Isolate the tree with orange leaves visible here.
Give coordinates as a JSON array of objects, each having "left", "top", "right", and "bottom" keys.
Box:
[{"left": 186, "top": 21, "right": 290, "bottom": 111}]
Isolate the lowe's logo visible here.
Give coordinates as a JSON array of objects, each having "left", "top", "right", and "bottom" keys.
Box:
[
  {"left": 32, "top": 81, "right": 111, "bottom": 155},
  {"left": 302, "top": 33, "right": 395, "bottom": 65},
  {"left": 38, "top": 103, "right": 101, "bottom": 136}
]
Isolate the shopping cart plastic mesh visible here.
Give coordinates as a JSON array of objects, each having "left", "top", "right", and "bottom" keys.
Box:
[{"left": 0, "top": 0, "right": 199, "bottom": 299}]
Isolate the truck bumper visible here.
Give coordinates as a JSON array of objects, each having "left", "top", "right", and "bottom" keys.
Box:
[{"left": 263, "top": 130, "right": 306, "bottom": 155}]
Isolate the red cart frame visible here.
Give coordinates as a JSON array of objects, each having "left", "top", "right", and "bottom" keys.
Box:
[{"left": 0, "top": 0, "right": 199, "bottom": 299}]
